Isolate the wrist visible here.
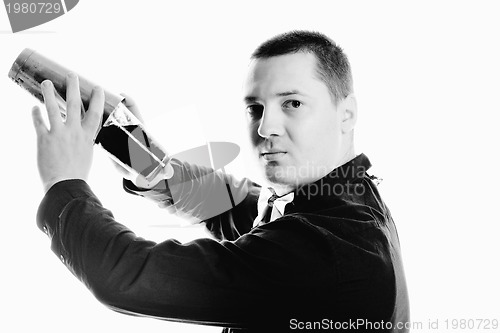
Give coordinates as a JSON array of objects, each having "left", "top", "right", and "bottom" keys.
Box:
[{"left": 132, "top": 163, "right": 174, "bottom": 190}]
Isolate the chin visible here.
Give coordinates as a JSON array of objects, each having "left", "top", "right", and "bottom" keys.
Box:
[{"left": 263, "top": 164, "right": 299, "bottom": 189}]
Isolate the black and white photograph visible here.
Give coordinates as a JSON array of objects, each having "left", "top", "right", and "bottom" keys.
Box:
[{"left": 1, "top": 1, "right": 499, "bottom": 332}]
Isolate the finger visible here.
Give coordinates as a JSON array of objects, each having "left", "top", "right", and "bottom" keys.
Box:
[
  {"left": 83, "top": 86, "right": 105, "bottom": 136},
  {"left": 120, "top": 93, "right": 144, "bottom": 122},
  {"left": 65, "top": 73, "right": 82, "bottom": 126},
  {"left": 31, "top": 106, "right": 49, "bottom": 137},
  {"left": 40, "top": 80, "right": 63, "bottom": 131}
]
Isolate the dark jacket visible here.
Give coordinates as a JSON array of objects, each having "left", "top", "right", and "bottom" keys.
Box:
[{"left": 37, "top": 154, "right": 409, "bottom": 332}]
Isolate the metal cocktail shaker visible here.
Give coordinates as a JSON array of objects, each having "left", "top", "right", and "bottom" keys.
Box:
[{"left": 8, "top": 48, "right": 173, "bottom": 187}]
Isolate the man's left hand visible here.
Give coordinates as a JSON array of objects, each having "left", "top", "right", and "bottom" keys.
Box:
[{"left": 31, "top": 73, "right": 104, "bottom": 193}]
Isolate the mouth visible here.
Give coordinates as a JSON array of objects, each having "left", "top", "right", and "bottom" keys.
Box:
[{"left": 260, "top": 151, "right": 287, "bottom": 161}]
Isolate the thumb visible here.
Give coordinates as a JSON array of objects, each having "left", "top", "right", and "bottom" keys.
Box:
[{"left": 120, "top": 93, "right": 144, "bottom": 123}]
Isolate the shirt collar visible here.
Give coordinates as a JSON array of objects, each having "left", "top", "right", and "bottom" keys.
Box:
[
  {"left": 252, "top": 154, "right": 372, "bottom": 227},
  {"left": 290, "top": 153, "right": 372, "bottom": 211},
  {"left": 253, "top": 187, "right": 295, "bottom": 228}
]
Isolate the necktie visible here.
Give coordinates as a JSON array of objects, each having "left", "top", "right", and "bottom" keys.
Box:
[{"left": 253, "top": 187, "right": 294, "bottom": 227}]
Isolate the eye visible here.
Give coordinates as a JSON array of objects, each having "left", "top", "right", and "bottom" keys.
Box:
[
  {"left": 246, "top": 104, "right": 264, "bottom": 118},
  {"left": 283, "top": 100, "right": 302, "bottom": 109}
]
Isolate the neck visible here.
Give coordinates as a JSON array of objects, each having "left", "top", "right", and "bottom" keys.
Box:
[
  {"left": 268, "top": 146, "right": 357, "bottom": 196},
  {"left": 337, "top": 144, "right": 356, "bottom": 168},
  {"left": 268, "top": 183, "right": 296, "bottom": 196}
]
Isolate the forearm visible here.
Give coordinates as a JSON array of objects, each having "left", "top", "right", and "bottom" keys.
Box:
[
  {"left": 36, "top": 180, "right": 343, "bottom": 330},
  {"left": 36, "top": 180, "right": 261, "bottom": 325},
  {"left": 124, "top": 158, "right": 260, "bottom": 238}
]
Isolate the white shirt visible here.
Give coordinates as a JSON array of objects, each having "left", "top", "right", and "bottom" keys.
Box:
[{"left": 252, "top": 187, "right": 295, "bottom": 228}]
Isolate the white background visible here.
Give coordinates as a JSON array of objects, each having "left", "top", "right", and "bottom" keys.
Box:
[{"left": 1, "top": 0, "right": 499, "bottom": 332}]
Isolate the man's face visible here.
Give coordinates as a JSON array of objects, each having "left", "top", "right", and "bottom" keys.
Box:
[{"left": 244, "top": 52, "right": 345, "bottom": 190}]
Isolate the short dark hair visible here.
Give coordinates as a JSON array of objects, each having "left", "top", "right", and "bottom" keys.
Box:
[{"left": 251, "top": 30, "right": 353, "bottom": 102}]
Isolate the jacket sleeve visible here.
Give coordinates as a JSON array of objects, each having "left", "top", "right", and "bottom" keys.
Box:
[
  {"left": 36, "top": 180, "right": 329, "bottom": 328},
  {"left": 123, "top": 158, "right": 260, "bottom": 240}
]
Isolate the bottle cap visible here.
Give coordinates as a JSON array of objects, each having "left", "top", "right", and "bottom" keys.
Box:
[{"left": 8, "top": 48, "right": 35, "bottom": 82}]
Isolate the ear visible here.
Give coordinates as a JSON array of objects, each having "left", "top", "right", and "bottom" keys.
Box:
[{"left": 340, "top": 93, "right": 357, "bottom": 134}]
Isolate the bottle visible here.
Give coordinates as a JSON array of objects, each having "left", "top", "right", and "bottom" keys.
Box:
[{"left": 8, "top": 48, "right": 173, "bottom": 187}]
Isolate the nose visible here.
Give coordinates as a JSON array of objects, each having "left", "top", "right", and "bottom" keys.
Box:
[{"left": 257, "top": 105, "right": 285, "bottom": 139}]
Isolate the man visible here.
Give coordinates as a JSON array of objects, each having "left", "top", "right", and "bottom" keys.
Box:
[{"left": 33, "top": 31, "right": 409, "bottom": 332}]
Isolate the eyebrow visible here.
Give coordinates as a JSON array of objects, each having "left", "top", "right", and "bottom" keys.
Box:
[
  {"left": 244, "top": 96, "right": 258, "bottom": 104},
  {"left": 244, "top": 90, "right": 305, "bottom": 103},
  {"left": 276, "top": 90, "right": 302, "bottom": 97}
]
